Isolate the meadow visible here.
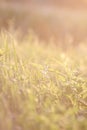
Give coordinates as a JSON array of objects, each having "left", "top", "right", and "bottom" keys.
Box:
[
  {"left": 0, "top": 1, "right": 87, "bottom": 130},
  {"left": 0, "top": 30, "right": 87, "bottom": 130}
]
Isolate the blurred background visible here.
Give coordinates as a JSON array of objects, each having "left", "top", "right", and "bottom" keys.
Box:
[{"left": 0, "top": 0, "right": 87, "bottom": 44}]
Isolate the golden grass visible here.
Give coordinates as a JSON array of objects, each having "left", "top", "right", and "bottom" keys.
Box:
[{"left": 0, "top": 31, "right": 87, "bottom": 130}]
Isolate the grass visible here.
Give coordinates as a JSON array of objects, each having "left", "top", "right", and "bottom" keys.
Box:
[{"left": 0, "top": 30, "right": 87, "bottom": 130}]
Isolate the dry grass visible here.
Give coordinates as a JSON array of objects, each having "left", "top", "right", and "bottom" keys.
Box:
[{"left": 0, "top": 31, "right": 87, "bottom": 130}]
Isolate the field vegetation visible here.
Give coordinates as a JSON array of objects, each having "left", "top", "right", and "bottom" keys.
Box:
[
  {"left": 0, "top": 30, "right": 87, "bottom": 130},
  {"left": 0, "top": 1, "right": 87, "bottom": 130}
]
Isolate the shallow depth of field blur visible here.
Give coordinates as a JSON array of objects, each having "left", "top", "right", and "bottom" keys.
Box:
[{"left": 0, "top": 1, "right": 87, "bottom": 130}]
